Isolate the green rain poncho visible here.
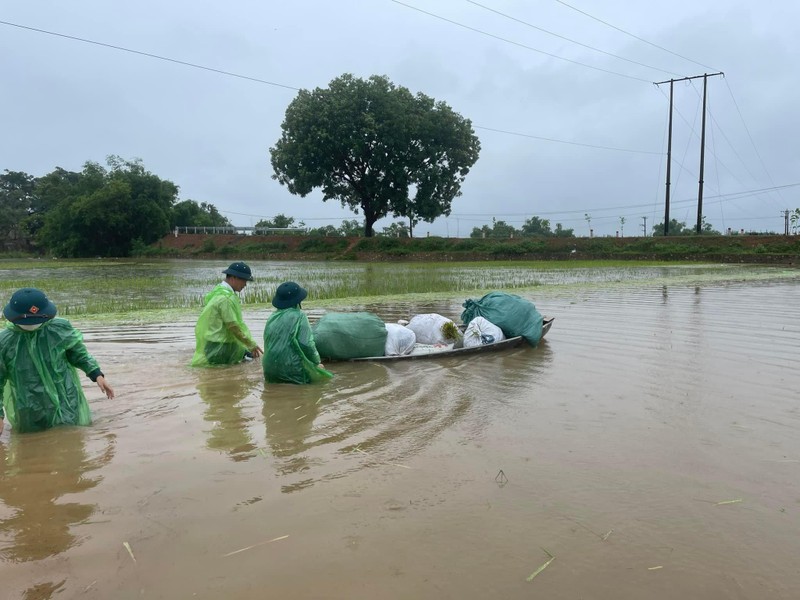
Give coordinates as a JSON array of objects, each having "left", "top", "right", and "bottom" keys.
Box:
[
  {"left": 192, "top": 283, "right": 259, "bottom": 367},
  {"left": 262, "top": 307, "right": 333, "bottom": 384},
  {"left": 0, "top": 319, "right": 101, "bottom": 433}
]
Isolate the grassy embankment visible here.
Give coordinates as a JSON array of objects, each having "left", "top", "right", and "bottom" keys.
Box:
[{"left": 141, "top": 233, "right": 800, "bottom": 264}]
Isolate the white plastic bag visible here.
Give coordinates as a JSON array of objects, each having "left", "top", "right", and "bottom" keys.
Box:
[
  {"left": 406, "top": 313, "right": 457, "bottom": 345},
  {"left": 384, "top": 323, "right": 416, "bottom": 356},
  {"left": 462, "top": 316, "right": 506, "bottom": 348}
]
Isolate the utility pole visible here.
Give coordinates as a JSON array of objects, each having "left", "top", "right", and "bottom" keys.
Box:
[
  {"left": 641, "top": 216, "right": 648, "bottom": 236},
  {"left": 654, "top": 72, "right": 724, "bottom": 235},
  {"left": 784, "top": 209, "right": 790, "bottom": 236}
]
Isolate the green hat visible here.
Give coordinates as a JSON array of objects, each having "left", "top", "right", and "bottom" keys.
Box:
[
  {"left": 3, "top": 288, "right": 58, "bottom": 324},
  {"left": 222, "top": 261, "right": 253, "bottom": 281},
  {"left": 272, "top": 281, "right": 307, "bottom": 309}
]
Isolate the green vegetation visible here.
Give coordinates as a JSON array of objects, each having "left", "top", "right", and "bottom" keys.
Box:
[
  {"left": 651, "top": 217, "right": 720, "bottom": 236},
  {"left": 0, "top": 157, "right": 228, "bottom": 258},
  {"left": 0, "top": 259, "right": 796, "bottom": 323},
  {"left": 269, "top": 73, "right": 480, "bottom": 237},
  {"left": 124, "top": 231, "right": 800, "bottom": 263},
  {"left": 470, "top": 216, "right": 575, "bottom": 239}
]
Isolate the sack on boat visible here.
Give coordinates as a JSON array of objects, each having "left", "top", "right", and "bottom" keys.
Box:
[
  {"left": 313, "top": 312, "right": 388, "bottom": 360},
  {"left": 462, "top": 316, "right": 506, "bottom": 348},
  {"left": 406, "top": 313, "right": 460, "bottom": 345},
  {"left": 384, "top": 323, "right": 416, "bottom": 356},
  {"left": 461, "top": 292, "right": 544, "bottom": 346}
]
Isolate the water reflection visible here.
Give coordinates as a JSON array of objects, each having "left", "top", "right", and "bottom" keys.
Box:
[
  {"left": 0, "top": 428, "right": 115, "bottom": 562},
  {"left": 196, "top": 367, "right": 259, "bottom": 462},
  {"left": 262, "top": 386, "right": 325, "bottom": 492},
  {"left": 22, "top": 579, "right": 66, "bottom": 600}
]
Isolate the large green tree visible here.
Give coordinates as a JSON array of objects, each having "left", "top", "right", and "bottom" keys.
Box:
[
  {"left": 270, "top": 74, "right": 481, "bottom": 237},
  {"left": 171, "top": 200, "right": 230, "bottom": 228},
  {"left": 39, "top": 157, "right": 179, "bottom": 257},
  {"left": 0, "top": 170, "right": 36, "bottom": 250}
]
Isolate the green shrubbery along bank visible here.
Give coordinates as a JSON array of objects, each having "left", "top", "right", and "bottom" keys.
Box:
[{"left": 140, "top": 232, "right": 800, "bottom": 264}]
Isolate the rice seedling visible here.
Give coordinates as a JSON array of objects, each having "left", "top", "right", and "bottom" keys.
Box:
[{"left": 0, "top": 258, "right": 795, "bottom": 320}]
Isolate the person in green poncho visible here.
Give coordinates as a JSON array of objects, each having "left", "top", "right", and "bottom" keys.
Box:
[
  {"left": 262, "top": 281, "right": 332, "bottom": 384},
  {"left": 0, "top": 288, "right": 115, "bottom": 435},
  {"left": 191, "top": 262, "right": 263, "bottom": 367}
]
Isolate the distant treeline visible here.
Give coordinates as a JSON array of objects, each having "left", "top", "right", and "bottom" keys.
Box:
[
  {"left": 0, "top": 156, "right": 231, "bottom": 257},
  {"left": 142, "top": 231, "right": 800, "bottom": 264},
  {"left": 3, "top": 156, "right": 792, "bottom": 258}
]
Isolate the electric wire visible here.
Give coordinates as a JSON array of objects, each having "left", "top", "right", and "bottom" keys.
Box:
[
  {"left": 707, "top": 101, "right": 725, "bottom": 231},
  {"left": 0, "top": 16, "right": 785, "bottom": 232},
  {"left": 388, "top": 0, "right": 653, "bottom": 82},
  {"left": 0, "top": 19, "right": 656, "bottom": 156},
  {"left": 724, "top": 78, "right": 787, "bottom": 205},
  {"left": 0, "top": 20, "right": 302, "bottom": 92},
  {"left": 552, "top": 0, "right": 720, "bottom": 72},
  {"left": 217, "top": 180, "right": 799, "bottom": 230},
  {"left": 464, "top": 0, "right": 682, "bottom": 77},
  {"left": 475, "top": 126, "right": 661, "bottom": 155}
]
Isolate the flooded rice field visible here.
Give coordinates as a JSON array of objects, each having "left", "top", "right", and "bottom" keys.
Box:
[{"left": 1, "top": 261, "right": 800, "bottom": 599}]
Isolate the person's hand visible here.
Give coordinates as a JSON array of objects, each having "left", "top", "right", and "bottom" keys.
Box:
[
  {"left": 318, "top": 363, "right": 325, "bottom": 369},
  {"left": 96, "top": 376, "right": 115, "bottom": 400},
  {"left": 250, "top": 346, "right": 263, "bottom": 359}
]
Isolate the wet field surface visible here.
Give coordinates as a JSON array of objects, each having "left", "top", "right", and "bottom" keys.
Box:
[{"left": 2, "top": 267, "right": 800, "bottom": 599}]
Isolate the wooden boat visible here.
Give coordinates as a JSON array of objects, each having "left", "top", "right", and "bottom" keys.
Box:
[{"left": 349, "top": 317, "right": 554, "bottom": 362}]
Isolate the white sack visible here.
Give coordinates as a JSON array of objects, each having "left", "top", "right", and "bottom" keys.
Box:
[
  {"left": 406, "top": 313, "right": 457, "bottom": 345},
  {"left": 462, "top": 316, "right": 506, "bottom": 348},
  {"left": 384, "top": 323, "right": 416, "bottom": 356}
]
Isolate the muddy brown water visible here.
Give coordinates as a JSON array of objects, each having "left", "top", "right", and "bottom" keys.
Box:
[{"left": 2, "top": 274, "right": 800, "bottom": 599}]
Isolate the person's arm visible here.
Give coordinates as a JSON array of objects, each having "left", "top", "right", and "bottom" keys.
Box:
[
  {"left": 296, "top": 314, "right": 321, "bottom": 365},
  {"left": 93, "top": 374, "right": 115, "bottom": 399},
  {"left": 64, "top": 332, "right": 114, "bottom": 399},
  {"left": 221, "top": 299, "right": 263, "bottom": 357}
]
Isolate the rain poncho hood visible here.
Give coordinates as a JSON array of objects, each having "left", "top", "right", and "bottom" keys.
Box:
[
  {"left": 262, "top": 307, "right": 332, "bottom": 384},
  {"left": 0, "top": 318, "right": 99, "bottom": 433},
  {"left": 192, "top": 283, "right": 258, "bottom": 367}
]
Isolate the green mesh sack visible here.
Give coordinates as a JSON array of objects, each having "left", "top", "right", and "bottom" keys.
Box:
[
  {"left": 313, "top": 312, "right": 388, "bottom": 360},
  {"left": 461, "top": 292, "right": 544, "bottom": 346}
]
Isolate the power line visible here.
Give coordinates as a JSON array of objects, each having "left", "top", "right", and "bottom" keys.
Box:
[
  {"left": 389, "top": 0, "right": 653, "bottom": 82},
  {"left": 476, "top": 126, "right": 662, "bottom": 155},
  {"left": 447, "top": 182, "right": 800, "bottom": 218},
  {"left": 0, "top": 19, "right": 657, "bottom": 156},
  {"left": 552, "top": 0, "right": 720, "bottom": 72},
  {"left": 0, "top": 19, "right": 302, "bottom": 91},
  {"left": 215, "top": 180, "right": 800, "bottom": 227},
  {"left": 724, "top": 78, "right": 787, "bottom": 204},
  {"left": 465, "top": 0, "right": 682, "bottom": 77}
]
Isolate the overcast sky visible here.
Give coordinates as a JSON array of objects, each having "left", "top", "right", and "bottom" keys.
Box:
[{"left": 2, "top": 1, "right": 798, "bottom": 237}]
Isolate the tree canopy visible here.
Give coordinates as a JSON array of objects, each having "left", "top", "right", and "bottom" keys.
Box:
[
  {"left": 1, "top": 157, "right": 192, "bottom": 257},
  {"left": 254, "top": 213, "right": 298, "bottom": 229},
  {"left": 652, "top": 218, "right": 720, "bottom": 236},
  {"left": 172, "top": 200, "right": 230, "bottom": 228},
  {"left": 470, "top": 216, "right": 575, "bottom": 239},
  {"left": 37, "top": 157, "right": 179, "bottom": 257},
  {"left": 270, "top": 74, "right": 481, "bottom": 237}
]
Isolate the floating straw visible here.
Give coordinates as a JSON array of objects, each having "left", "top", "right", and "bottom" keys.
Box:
[
  {"left": 222, "top": 535, "right": 290, "bottom": 557},
  {"left": 526, "top": 548, "right": 555, "bottom": 582},
  {"left": 123, "top": 541, "right": 136, "bottom": 563}
]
